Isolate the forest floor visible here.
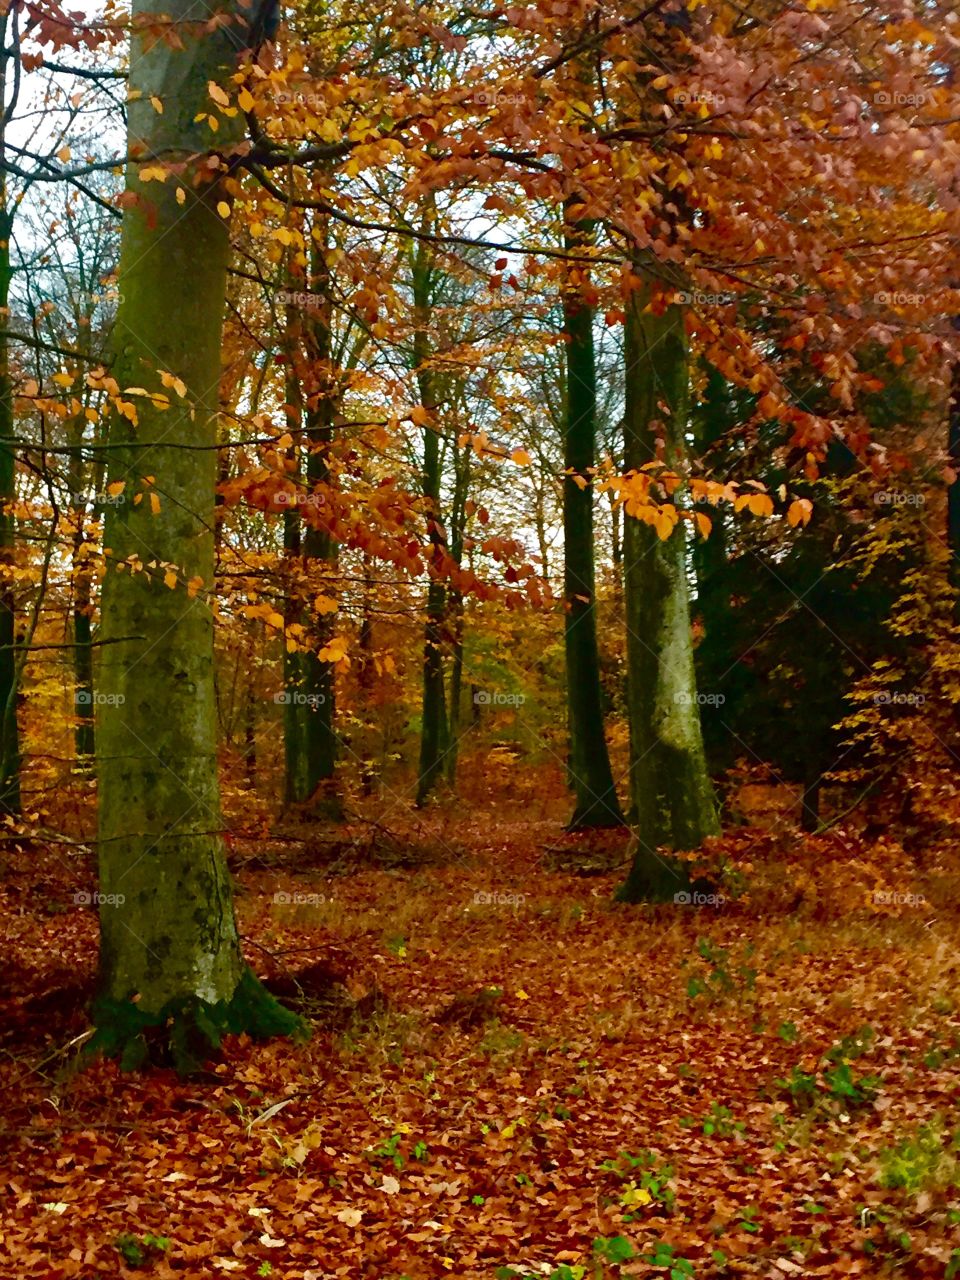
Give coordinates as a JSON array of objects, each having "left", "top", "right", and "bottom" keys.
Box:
[{"left": 1, "top": 768, "right": 959, "bottom": 1279}]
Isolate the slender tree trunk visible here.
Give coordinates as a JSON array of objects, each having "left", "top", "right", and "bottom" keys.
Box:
[
  {"left": 413, "top": 237, "right": 449, "bottom": 806},
  {"left": 298, "top": 227, "right": 340, "bottom": 817},
  {"left": 93, "top": 0, "right": 298, "bottom": 1067},
  {"left": 0, "top": 73, "right": 21, "bottom": 813},
  {"left": 444, "top": 442, "right": 470, "bottom": 785},
  {"left": 562, "top": 205, "right": 623, "bottom": 829},
  {"left": 618, "top": 282, "right": 718, "bottom": 903},
  {"left": 948, "top": 354, "right": 960, "bottom": 606}
]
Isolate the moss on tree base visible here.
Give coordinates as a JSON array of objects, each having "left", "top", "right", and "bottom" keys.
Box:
[{"left": 89, "top": 967, "right": 307, "bottom": 1076}]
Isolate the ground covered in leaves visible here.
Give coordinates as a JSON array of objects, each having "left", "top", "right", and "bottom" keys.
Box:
[{"left": 1, "top": 780, "right": 959, "bottom": 1279}]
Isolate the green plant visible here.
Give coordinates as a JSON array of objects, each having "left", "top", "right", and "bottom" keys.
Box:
[
  {"left": 702, "top": 1103, "right": 745, "bottom": 1139},
  {"left": 599, "top": 1149, "right": 676, "bottom": 1212},
  {"left": 113, "top": 1233, "right": 170, "bottom": 1269},
  {"left": 876, "top": 1120, "right": 960, "bottom": 1195},
  {"left": 641, "top": 1240, "right": 696, "bottom": 1278},
  {"left": 685, "top": 938, "right": 756, "bottom": 1007}
]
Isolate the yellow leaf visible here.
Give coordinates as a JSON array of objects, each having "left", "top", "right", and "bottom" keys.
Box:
[
  {"left": 695, "top": 511, "right": 712, "bottom": 538},
  {"left": 150, "top": 95, "right": 164, "bottom": 114},
  {"left": 149, "top": 493, "right": 161, "bottom": 515},
  {"left": 163, "top": 570, "right": 178, "bottom": 590},
  {"left": 510, "top": 448, "right": 532, "bottom": 466},
  {"left": 313, "top": 594, "right": 338, "bottom": 615},
  {"left": 57, "top": 145, "right": 71, "bottom": 163},
  {"left": 217, "top": 201, "right": 231, "bottom": 219},
  {"left": 187, "top": 576, "right": 204, "bottom": 598},
  {"left": 748, "top": 493, "right": 774, "bottom": 518},
  {"left": 175, "top": 187, "right": 186, "bottom": 205},
  {"left": 516, "top": 988, "right": 529, "bottom": 1001},
  {"left": 139, "top": 165, "right": 168, "bottom": 183},
  {"left": 207, "top": 80, "right": 230, "bottom": 107},
  {"left": 106, "top": 480, "right": 126, "bottom": 497},
  {"left": 238, "top": 87, "right": 255, "bottom": 112},
  {"left": 52, "top": 371, "right": 74, "bottom": 387}
]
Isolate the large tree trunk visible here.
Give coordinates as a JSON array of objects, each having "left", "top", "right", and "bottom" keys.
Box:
[
  {"left": 618, "top": 283, "right": 718, "bottom": 903},
  {"left": 93, "top": 0, "right": 298, "bottom": 1068},
  {"left": 562, "top": 205, "right": 623, "bottom": 829}
]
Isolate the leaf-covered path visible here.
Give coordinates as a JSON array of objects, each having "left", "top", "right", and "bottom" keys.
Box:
[{"left": 2, "top": 802, "right": 958, "bottom": 1278}]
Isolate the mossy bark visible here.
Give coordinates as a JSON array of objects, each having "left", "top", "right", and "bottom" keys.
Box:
[
  {"left": 93, "top": 0, "right": 300, "bottom": 1061},
  {"left": 562, "top": 206, "right": 624, "bottom": 830},
  {"left": 618, "top": 284, "right": 718, "bottom": 903}
]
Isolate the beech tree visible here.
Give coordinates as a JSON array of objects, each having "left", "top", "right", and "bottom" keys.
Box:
[{"left": 92, "top": 0, "right": 298, "bottom": 1065}]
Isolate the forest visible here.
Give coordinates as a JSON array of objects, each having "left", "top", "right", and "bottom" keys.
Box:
[{"left": 2, "top": 0, "right": 960, "bottom": 1275}]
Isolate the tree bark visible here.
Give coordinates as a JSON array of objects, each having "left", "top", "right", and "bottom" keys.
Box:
[
  {"left": 562, "top": 204, "right": 623, "bottom": 829},
  {"left": 413, "top": 236, "right": 449, "bottom": 806},
  {"left": 618, "top": 282, "right": 718, "bottom": 903},
  {"left": 93, "top": 0, "right": 299, "bottom": 1068}
]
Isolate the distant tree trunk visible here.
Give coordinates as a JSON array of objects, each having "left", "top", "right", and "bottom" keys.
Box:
[
  {"left": 93, "top": 0, "right": 299, "bottom": 1067},
  {"left": 948, "top": 352, "right": 960, "bottom": 607},
  {"left": 413, "top": 235, "right": 449, "bottom": 806},
  {"left": 618, "top": 282, "right": 718, "bottom": 903},
  {"left": 68, "top": 359, "right": 96, "bottom": 765},
  {"left": 0, "top": 122, "right": 20, "bottom": 813},
  {"left": 444, "top": 441, "right": 471, "bottom": 785},
  {"left": 297, "top": 225, "right": 340, "bottom": 817},
  {"left": 562, "top": 203, "right": 623, "bottom": 830},
  {"left": 800, "top": 771, "right": 821, "bottom": 833}
]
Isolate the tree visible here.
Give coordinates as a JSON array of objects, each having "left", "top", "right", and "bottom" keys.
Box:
[
  {"left": 561, "top": 204, "right": 624, "bottom": 830},
  {"left": 617, "top": 282, "right": 718, "bottom": 902},
  {"left": 92, "top": 0, "right": 299, "bottom": 1066}
]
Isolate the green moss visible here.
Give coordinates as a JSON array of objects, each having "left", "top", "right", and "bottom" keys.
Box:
[{"left": 88, "top": 967, "right": 307, "bottom": 1076}]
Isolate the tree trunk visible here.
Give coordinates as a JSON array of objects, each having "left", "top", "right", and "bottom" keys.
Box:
[
  {"left": 93, "top": 0, "right": 299, "bottom": 1068},
  {"left": 297, "top": 227, "right": 340, "bottom": 817},
  {"left": 618, "top": 283, "right": 718, "bottom": 903},
  {"left": 562, "top": 205, "right": 623, "bottom": 829},
  {"left": 413, "top": 236, "right": 449, "bottom": 806},
  {"left": 0, "top": 93, "right": 21, "bottom": 813}
]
